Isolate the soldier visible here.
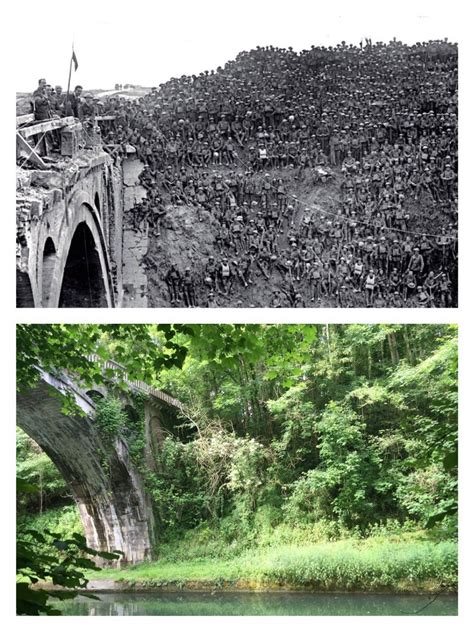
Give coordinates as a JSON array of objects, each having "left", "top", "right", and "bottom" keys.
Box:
[
  {"left": 376, "top": 236, "right": 389, "bottom": 274},
  {"left": 51, "top": 85, "right": 65, "bottom": 114},
  {"left": 79, "top": 93, "right": 96, "bottom": 121},
  {"left": 34, "top": 85, "right": 52, "bottom": 121},
  {"left": 203, "top": 256, "right": 219, "bottom": 292},
  {"left": 182, "top": 267, "right": 196, "bottom": 307},
  {"left": 206, "top": 291, "right": 219, "bottom": 307},
  {"left": 33, "top": 78, "right": 47, "bottom": 98},
  {"left": 407, "top": 247, "right": 425, "bottom": 284},
  {"left": 415, "top": 286, "right": 430, "bottom": 307},
  {"left": 438, "top": 273, "right": 452, "bottom": 307},
  {"left": 403, "top": 269, "right": 417, "bottom": 301},
  {"left": 389, "top": 268, "right": 401, "bottom": 294},
  {"left": 352, "top": 258, "right": 364, "bottom": 291},
  {"left": 440, "top": 160, "right": 456, "bottom": 200},
  {"left": 365, "top": 269, "right": 376, "bottom": 307},
  {"left": 231, "top": 215, "right": 245, "bottom": 254},
  {"left": 65, "top": 85, "right": 83, "bottom": 118},
  {"left": 308, "top": 260, "right": 322, "bottom": 303},
  {"left": 165, "top": 264, "right": 181, "bottom": 304},
  {"left": 389, "top": 291, "right": 404, "bottom": 308},
  {"left": 219, "top": 258, "right": 233, "bottom": 296}
]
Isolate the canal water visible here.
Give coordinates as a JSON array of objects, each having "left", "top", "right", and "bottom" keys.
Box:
[{"left": 54, "top": 591, "right": 457, "bottom": 616}]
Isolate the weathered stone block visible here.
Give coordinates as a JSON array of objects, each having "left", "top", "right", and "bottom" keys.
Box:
[
  {"left": 30, "top": 199, "right": 43, "bottom": 218},
  {"left": 51, "top": 188, "right": 63, "bottom": 204},
  {"left": 84, "top": 124, "right": 102, "bottom": 149},
  {"left": 16, "top": 171, "right": 32, "bottom": 189},
  {"left": 30, "top": 171, "right": 64, "bottom": 190},
  {"left": 61, "top": 124, "right": 82, "bottom": 157}
]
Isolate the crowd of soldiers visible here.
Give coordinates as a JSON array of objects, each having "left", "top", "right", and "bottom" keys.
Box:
[
  {"left": 36, "top": 39, "right": 458, "bottom": 307},
  {"left": 31, "top": 80, "right": 98, "bottom": 121},
  {"left": 27, "top": 80, "right": 99, "bottom": 154}
]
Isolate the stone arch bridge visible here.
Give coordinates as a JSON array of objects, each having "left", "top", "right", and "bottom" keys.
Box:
[
  {"left": 16, "top": 358, "right": 185, "bottom": 564},
  {"left": 16, "top": 115, "right": 149, "bottom": 308}
]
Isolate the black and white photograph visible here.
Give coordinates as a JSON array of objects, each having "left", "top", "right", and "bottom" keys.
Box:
[{"left": 15, "top": 1, "right": 458, "bottom": 308}]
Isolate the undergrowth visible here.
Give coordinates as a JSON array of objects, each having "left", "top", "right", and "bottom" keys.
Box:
[{"left": 19, "top": 505, "right": 457, "bottom": 592}]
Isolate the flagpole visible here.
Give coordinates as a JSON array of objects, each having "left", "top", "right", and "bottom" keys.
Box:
[{"left": 65, "top": 45, "right": 74, "bottom": 117}]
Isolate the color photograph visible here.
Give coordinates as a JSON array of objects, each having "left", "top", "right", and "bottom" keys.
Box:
[{"left": 16, "top": 324, "right": 458, "bottom": 615}]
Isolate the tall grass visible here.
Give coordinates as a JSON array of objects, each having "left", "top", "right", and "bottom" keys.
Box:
[
  {"left": 240, "top": 540, "right": 457, "bottom": 591},
  {"left": 18, "top": 506, "right": 457, "bottom": 592},
  {"left": 95, "top": 539, "right": 457, "bottom": 592}
]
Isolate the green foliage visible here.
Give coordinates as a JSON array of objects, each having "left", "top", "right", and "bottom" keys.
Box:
[
  {"left": 145, "top": 437, "right": 211, "bottom": 528},
  {"left": 251, "top": 540, "right": 457, "bottom": 591},
  {"left": 17, "top": 522, "right": 121, "bottom": 615},
  {"left": 282, "top": 403, "right": 382, "bottom": 527},
  {"left": 94, "top": 397, "right": 129, "bottom": 443},
  {"left": 17, "top": 324, "right": 458, "bottom": 597},
  {"left": 16, "top": 429, "right": 70, "bottom": 513},
  {"left": 16, "top": 324, "right": 192, "bottom": 392},
  {"left": 18, "top": 506, "right": 83, "bottom": 546},
  {"left": 146, "top": 429, "right": 269, "bottom": 529},
  {"left": 94, "top": 530, "right": 457, "bottom": 593},
  {"left": 268, "top": 383, "right": 318, "bottom": 470},
  {"left": 396, "top": 465, "right": 457, "bottom": 523}
]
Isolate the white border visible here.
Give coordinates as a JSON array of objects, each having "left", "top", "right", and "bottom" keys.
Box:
[{"left": 2, "top": 0, "right": 473, "bottom": 630}]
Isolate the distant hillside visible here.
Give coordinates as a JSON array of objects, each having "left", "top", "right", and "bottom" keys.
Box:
[{"left": 16, "top": 85, "right": 151, "bottom": 111}]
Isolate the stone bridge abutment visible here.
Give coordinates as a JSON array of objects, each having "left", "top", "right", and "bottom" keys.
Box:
[
  {"left": 17, "top": 371, "right": 157, "bottom": 564},
  {"left": 16, "top": 117, "right": 150, "bottom": 308}
]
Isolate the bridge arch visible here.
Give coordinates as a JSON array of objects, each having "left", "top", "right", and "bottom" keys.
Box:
[
  {"left": 85, "top": 388, "right": 105, "bottom": 402},
  {"left": 17, "top": 372, "right": 155, "bottom": 564},
  {"left": 16, "top": 270, "right": 35, "bottom": 307},
  {"left": 94, "top": 191, "right": 101, "bottom": 215},
  {"left": 41, "top": 237, "right": 57, "bottom": 307},
  {"left": 50, "top": 200, "right": 114, "bottom": 308}
]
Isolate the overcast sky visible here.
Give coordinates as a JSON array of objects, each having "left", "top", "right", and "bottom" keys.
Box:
[{"left": 10, "top": 0, "right": 462, "bottom": 92}]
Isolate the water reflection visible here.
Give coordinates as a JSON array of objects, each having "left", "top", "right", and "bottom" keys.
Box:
[{"left": 55, "top": 591, "right": 458, "bottom": 616}]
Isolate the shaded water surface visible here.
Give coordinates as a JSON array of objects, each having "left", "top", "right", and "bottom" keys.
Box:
[{"left": 55, "top": 591, "right": 457, "bottom": 616}]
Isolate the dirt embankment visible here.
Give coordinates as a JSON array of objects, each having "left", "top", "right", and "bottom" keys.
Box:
[
  {"left": 133, "top": 165, "right": 454, "bottom": 308},
  {"left": 142, "top": 169, "right": 342, "bottom": 308},
  {"left": 36, "top": 578, "right": 455, "bottom": 595}
]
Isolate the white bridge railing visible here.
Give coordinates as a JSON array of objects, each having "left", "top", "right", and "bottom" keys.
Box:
[{"left": 86, "top": 354, "right": 184, "bottom": 411}]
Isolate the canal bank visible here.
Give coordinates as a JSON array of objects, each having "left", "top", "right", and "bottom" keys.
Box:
[{"left": 77, "top": 538, "right": 457, "bottom": 595}]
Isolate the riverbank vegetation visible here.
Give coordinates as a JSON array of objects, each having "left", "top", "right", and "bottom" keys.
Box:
[{"left": 17, "top": 324, "right": 458, "bottom": 605}]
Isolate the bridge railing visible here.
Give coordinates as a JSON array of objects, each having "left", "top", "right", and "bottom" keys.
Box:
[
  {"left": 16, "top": 116, "right": 76, "bottom": 138},
  {"left": 86, "top": 354, "right": 184, "bottom": 411}
]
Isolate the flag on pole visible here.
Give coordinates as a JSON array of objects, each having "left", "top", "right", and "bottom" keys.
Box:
[{"left": 72, "top": 50, "right": 78, "bottom": 71}]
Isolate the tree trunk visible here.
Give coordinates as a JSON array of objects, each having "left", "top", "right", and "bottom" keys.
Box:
[
  {"left": 387, "top": 332, "right": 400, "bottom": 365},
  {"left": 403, "top": 326, "right": 415, "bottom": 364}
]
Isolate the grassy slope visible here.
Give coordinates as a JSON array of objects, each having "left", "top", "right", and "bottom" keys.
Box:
[
  {"left": 90, "top": 537, "right": 457, "bottom": 593},
  {"left": 19, "top": 506, "right": 457, "bottom": 593}
]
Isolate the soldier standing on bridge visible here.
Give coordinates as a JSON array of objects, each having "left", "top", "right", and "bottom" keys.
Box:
[
  {"left": 34, "top": 85, "right": 53, "bottom": 121},
  {"left": 65, "top": 85, "right": 83, "bottom": 118}
]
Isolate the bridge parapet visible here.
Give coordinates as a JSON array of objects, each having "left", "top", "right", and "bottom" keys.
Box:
[
  {"left": 86, "top": 354, "right": 185, "bottom": 411},
  {"left": 16, "top": 113, "right": 150, "bottom": 308},
  {"left": 16, "top": 115, "right": 99, "bottom": 168},
  {"left": 16, "top": 129, "right": 118, "bottom": 308}
]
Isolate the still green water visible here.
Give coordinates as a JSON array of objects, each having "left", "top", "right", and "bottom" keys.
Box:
[{"left": 55, "top": 591, "right": 457, "bottom": 616}]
